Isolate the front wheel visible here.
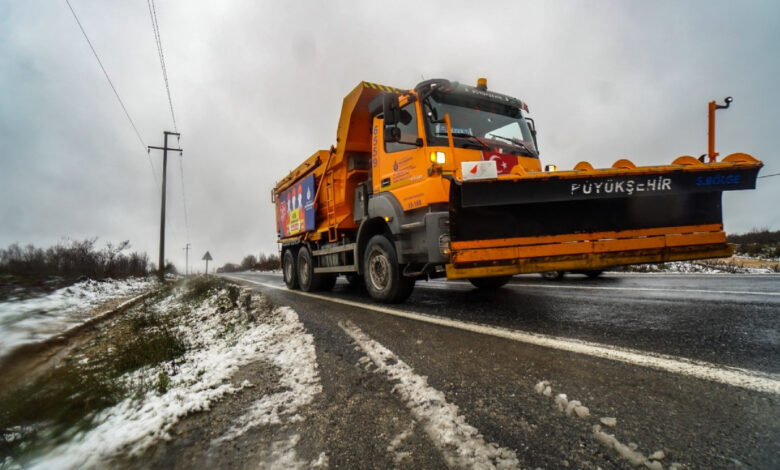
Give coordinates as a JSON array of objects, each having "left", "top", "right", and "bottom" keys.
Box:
[
  {"left": 363, "top": 235, "right": 415, "bottom": 303},
  {"left": 283, "top": 249, "right": 298, "bottom": 289},
  {"left": 469, "top": 275, "right": 512, "bottom": 289}
]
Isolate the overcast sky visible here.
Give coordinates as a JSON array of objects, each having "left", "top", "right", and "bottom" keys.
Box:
[{"left": 1, "top": 0, "right": 778, "bottom": 272}]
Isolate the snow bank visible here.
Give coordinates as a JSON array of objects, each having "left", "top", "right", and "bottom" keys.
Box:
[
  {"left": 0, "top": 277, "right": 155, "bottom": 358},
  {"left": 28, "top": 285, "right": 321, "bottom": 469}
]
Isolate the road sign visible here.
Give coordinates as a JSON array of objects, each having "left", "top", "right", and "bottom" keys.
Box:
[{"left": 202, "top": 251, "right": 213, "bottom": 274}]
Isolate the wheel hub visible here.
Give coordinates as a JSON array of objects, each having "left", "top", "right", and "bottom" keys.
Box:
[
  {"left": 284, "top": 257, "right": 293, "bottom": 282},
  {"left": 368, "top": 249, "right": 390, "bottom": 291},
  {"left": 300, "top": 257, "right": 310, "bottom": 285}
]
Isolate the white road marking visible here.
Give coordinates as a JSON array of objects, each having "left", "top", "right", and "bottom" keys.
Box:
[
  {"left": 422, "top": 279, "right": 780, "bottom": 298},
  {"left": 226, "top": 276, "right": 780, "bottom": 395},
  {"left": 340, "top": 320, "right": 520, "bottom": 469}
]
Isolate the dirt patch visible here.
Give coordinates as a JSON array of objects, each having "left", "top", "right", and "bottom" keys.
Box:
[{"left": 711, "top": 256, "right": 780, "bottom": 271}]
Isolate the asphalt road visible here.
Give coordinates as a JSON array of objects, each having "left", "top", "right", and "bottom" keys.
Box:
[{"left": 223, "top": 271, "right": 780, "bottom": 469}]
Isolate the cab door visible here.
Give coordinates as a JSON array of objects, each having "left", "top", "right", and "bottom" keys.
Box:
[{"left": 372, "top": 100, "right": 427, "bottom": 210}]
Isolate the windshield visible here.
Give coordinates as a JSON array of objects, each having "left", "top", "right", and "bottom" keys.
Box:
[{"left": 423, "top": 92, "right": 538, "bottom": 158}]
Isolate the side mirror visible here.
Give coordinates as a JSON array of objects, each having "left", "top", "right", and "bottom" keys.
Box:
[
  {"left": 383, "top": 93, "right": 400, "bottom": 126},
  {"left": 384, "top": 126, "right": 401, "bottom": 143},
  {"left": 526, "top": 117, "right": 540, "bottom": 153},
  {"left": 399, "top": 109, "right": 412, "bottom": 126}
]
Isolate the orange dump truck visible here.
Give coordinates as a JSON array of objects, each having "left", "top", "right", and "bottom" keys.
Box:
[{"left": 273, "top": 78, "right": 762, "bottom": 302}]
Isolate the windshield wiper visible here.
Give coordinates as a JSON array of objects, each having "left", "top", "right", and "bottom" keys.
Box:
[
  {"left": 488, "top": 134, "right": 534, "bottom": 155},
  {"left": 434, "top": 131, "right": 490, "bottom": 150},
  {"left": 463, "top": 135, "right": 490, "bottom": 150}
]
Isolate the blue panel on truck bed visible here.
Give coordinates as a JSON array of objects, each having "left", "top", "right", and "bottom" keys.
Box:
[{"left": 278, "top": 174, "right": 316, "bottom": 237}]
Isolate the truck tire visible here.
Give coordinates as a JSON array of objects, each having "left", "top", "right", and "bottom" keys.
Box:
[
  {"left": 584, "top": 270, "right": 604, "bottom": 279},
  {"left": 363, "top": 235, "right": 415, "bottom": 303},
  {"left": 283, "top": 249, "right": 299, "bottom": 289},
  {"left": 469, "top": 275, "right": 512, "bottom": 289},
  {"left": 297, "top": 246, "right": 324, "bottom": 292}
]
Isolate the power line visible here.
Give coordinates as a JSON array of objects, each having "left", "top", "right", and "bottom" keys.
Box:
[
  {"left": 146, "top": 0, "right": 187, "bottom": 241},
  {"left": 177, "top": 139, "right": 190, "bottom": 243},
  {"left": 147, "top": 0, "right": 177, "bottom": 132},
  {"left": 758, "top": 172, "right": 780, "bottom": 179},
  {"left": 65, "top": 0, "right": 157, "bottom": 183}
]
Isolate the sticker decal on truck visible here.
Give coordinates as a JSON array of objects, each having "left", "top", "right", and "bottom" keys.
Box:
[
  {"left": 277, "top": 174, "right": 316, "bottom": 237},
  {"left": 461, "top": 161, "right": 498, "bottom": 181},
  {"left": 570, "top": 176, "right": 672, "bottom": 196}
]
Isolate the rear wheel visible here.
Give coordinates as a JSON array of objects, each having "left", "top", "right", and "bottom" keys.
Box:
[
  {"left": 297, "top": 246, "right": 323, "bottom": 292},
  {"left": 469, "top": 275, "right": 512, "bottom": 289},
  {"left": 541, "top": 271, "right": 565, "bottom": 280},
  {"left": 283, "top": 249, "right": 298, "bottom": 289},
  {"left": 363, "top": 235, "right": 415, "bottom": 303}
]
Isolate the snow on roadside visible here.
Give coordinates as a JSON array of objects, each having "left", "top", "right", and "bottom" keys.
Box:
[
  {"left": 28, "top": 285, "right": 321, "bottom": 470},
  {"left": 0, "top": 277, "right": 156, "bottom": 358},
  {"left": 211, "top": 306, "right": 323, "bottom": 469},
  {"left": 625, "top": 261, "right": 775, "bottom": 274},
  {"left": 340, "top": 320, "right": 520, "bottom": 469}
]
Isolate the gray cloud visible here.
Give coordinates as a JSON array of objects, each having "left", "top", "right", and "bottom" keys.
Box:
[{"left": 1, "top": 0, "right": 778, "bottom": 271}]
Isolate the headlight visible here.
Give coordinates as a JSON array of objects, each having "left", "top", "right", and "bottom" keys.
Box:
[{"left": 430, "top": 151, "right": 447, "bottom": 164}]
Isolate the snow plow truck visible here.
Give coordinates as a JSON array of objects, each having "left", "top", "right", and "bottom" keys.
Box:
[{"left": 273, "top": 78, "right": 762, "bottom": 303}]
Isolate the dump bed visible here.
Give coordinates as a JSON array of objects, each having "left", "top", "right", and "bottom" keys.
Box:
[{"left": 273, "top": 82, "right": 401, "bottom": 242}]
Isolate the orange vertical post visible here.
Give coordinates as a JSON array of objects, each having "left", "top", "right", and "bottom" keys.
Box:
[{"left": 707, "top": 100, "right": 718, "bottom": 162}]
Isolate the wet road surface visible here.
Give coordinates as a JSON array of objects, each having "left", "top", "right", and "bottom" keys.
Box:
[{"left": 224, "top": 271, "right": 780, "bottom": 469}]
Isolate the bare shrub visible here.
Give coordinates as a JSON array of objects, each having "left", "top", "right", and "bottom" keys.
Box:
[{"left": 0, "top": 239, "right": 149, "bottom": 281}]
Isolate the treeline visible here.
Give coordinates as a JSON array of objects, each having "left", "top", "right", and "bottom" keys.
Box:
[
  {"left": 218, "top": 253, "right": 280, "bottom": 273},
  {"left": 0, "top": 239, "right": 149, "bottom": 280},
  {"left": 727, "top": 228, "right": 780, "bottom": 259}
]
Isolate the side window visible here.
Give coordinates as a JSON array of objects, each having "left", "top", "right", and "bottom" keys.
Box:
[{"left": 385, "top": 103, "right": 418, "bottom": 153}]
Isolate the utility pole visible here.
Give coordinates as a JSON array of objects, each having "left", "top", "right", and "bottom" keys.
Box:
[
  {"left": 183, "top": 243, "right": 191, "bottom": 276},
  {"left": 148, "top": 131, "right": 183, "bottom": 281}
]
